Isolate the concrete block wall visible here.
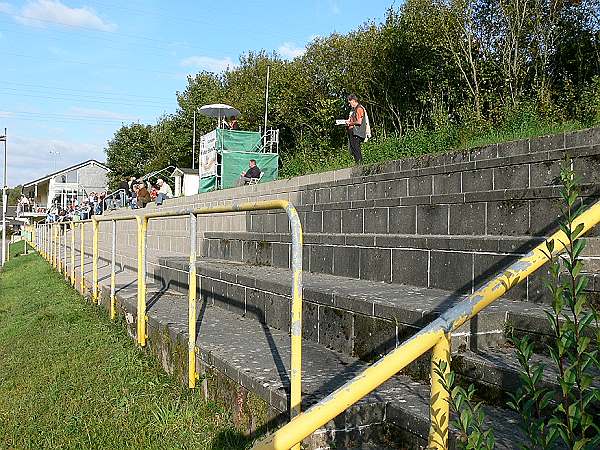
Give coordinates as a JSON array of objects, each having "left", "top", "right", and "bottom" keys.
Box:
[{"left": 68, "top": 127, "right": 600, "bottom": 304}]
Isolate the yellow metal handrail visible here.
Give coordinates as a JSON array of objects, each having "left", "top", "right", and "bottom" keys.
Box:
[
  {"left": 30, "top": 200, "right": 304, "bottom": 447},
  {"left": 26, "top": 199, "right": 600, "bottom": 450},
  {"left": 252, "top": 199, "right": 600, "bottom": 450}
]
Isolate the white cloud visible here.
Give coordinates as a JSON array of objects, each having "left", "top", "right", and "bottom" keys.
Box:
[
  {"left": 0, "top": 2, "right": 13, "bottom": 14},
  {"left": 16, "top": 0, "right": 116, "bottom": 32},
  {"left": 5, "top": 135, "right": 104, "bottom": 186},
  {"left": 180, "top": 55, "right": 235, "bottom": 74},
  {"left": 277, "top": 42, "right": 306, "bottom": 59}
]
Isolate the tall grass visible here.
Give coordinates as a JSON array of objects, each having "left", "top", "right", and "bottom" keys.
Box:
[{"left": 279, "top": 107, "right": 596, "bottom": 179}]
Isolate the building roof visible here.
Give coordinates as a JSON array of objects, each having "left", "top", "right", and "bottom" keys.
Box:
[
  {"left": 171, "top": 167, "right": 198, "bottom": 176},
  {"left": 22, "top": 159, "right": 109, "bottom": 188}
]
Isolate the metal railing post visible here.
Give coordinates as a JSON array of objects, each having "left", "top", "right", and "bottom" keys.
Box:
[
  {"left": 287, "top": 205, "right": 303, "bottom": 433},
  {"left": 71, "top": 224, "right": 75, "bottom": 286},
  {"left": 80, "top": 222, "right": 85, "bottom": 294},
  {"left": 110, "top": 220, "right": 116, "bottom": 320},
  {"left": 53, "top": 224, "right": 57, "bottom": 269},
  {"left": 92, "top": 219, "right": 99, "bottom": 303},
  {"left": 49, "top": 224, "right": 53, "bottom": 266},
  {"left": 188, "top": 212, "right": 198, "bottom": 388},
  {"left": 63, "top": 224, "right": 67, "bottom": 278},
  {"left": 58, "top": 224, "right": 62, "bottom": 273},
  {"left": 428, "top": 334, "right": 450, "bottom": 450},
  {"left": 136, "top": 216, "right": 148, "bottom": 346}
]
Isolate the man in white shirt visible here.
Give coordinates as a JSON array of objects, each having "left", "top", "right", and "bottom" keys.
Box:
[{"left": 156, "top": 178, "right": 173, "bottom": 206}]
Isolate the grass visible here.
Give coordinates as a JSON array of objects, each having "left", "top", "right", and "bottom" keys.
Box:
[
  {"left": 279, "top": 115, "right": 598, "bottom": 179},
  {"left": 0, "top": 242, "right": 250, "bottom": 449}
]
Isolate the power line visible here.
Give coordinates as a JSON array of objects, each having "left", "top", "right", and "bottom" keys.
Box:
[
  {"left": 0, "top": 80, "right": 172, "bottom": 102},
  {"left": 0, "top": 88, "right": 172, "bottom": 108},
  {"left": 0, "top": 51, "right": 192, "bottom": 77},
  {"left": 1, "top": 110, "right": 147, "bottom": 125},
  {"left": 0, "top": 19, "right": 202, "bottom": 57}
]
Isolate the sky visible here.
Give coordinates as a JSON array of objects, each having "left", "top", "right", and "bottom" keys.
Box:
[{"left": 0, "top": 0, "right": 394, "bottom": 187}]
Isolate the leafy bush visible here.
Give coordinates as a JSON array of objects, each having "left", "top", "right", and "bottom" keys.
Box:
[
  {"left": 509, "top": 159, "right": 600, "bottom": 449},
  {"left": 433, "top": 159, "right": 600, "bottom": 449}
]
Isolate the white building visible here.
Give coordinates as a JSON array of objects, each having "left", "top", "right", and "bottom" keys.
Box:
[
  {"left": 171, "top": 167, "right": 199, "bottom": 197},
  {"left": 21, "top": 160, "right": 109, "bottom": 216}
]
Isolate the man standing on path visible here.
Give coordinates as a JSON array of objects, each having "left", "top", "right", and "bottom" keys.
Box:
[{"left": 346, "top": 94, "right": 367, "bottom": 164}]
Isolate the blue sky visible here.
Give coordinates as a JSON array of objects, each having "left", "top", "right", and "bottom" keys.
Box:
[{"left": 0, "top": 0, "right": 393, "bottom": 186}]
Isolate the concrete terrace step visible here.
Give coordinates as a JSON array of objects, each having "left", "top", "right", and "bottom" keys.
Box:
[
  {"left": 454, "top": 347, "right": 600, "bottom": 401},
  {"left": 154, "top": 256, "right": 560, "bottom": 357},
  {"left": 70, "top": 251, "right": 525, "bottom": 449},
  {"left": 295, "top": 144, "right": 600, "bottom": 209},
  {"left": 247, "top": 183, "right": 600, "bottom": 238},
  {"left": 200, "top": 231, "right": 600, "bottom": 305}
]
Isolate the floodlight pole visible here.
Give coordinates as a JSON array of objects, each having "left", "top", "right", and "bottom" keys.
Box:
[
  {"left": 264, "top": 65, "right": 270, "bottom": 147},
  {"left": 192, "top": 110, "right": 196, "bottom": 170},
  {"left": 1, "top": 128, "right": 7, "bottom": 267}
]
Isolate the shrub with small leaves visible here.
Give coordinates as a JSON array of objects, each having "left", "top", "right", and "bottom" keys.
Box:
[
  {"left": 433, "top": 359, "right": 495, "bottom": 450},
  {"left": 509, "top": 157, "right": 600, "bottom": 449}
]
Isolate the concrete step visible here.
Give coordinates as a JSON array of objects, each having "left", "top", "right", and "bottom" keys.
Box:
[
  {"left": 70, "top": 251, "right": 525, "bottom": 449},
  {"left": 454, "top": 347, "right": 600, "bottom": 403},
  {"left": 153, "top": 256, "right": 563, "bottom": 358},
  {"left": 201, "top": 231, "right": 600, "bottom": 304},
  {"left": 296, "top": 141, "right": 600, "bottom": 208},
  {"left": 248, "top": 183, "right": 600, "bottom": 238}
]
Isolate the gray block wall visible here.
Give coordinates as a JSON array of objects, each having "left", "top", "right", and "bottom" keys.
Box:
[{"left": 68, "top": 127, "right": 600, "bottom": 306}]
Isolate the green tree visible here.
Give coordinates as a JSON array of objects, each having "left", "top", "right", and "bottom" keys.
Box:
[{"left": 105, "top": 123, "right": 153, "bottom": 188}]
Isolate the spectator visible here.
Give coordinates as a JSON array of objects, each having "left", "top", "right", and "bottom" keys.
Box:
[
  {"left": 119, "top": 177, "right": 131, "bottom": 207},
  {"left": 128, "top": 176, "right": 137, "bottom": 204},
  {"left": 150, "top": 184, "right": 158, "bottom": 202},
  {"left": 235, "top": 159, "right": 261, "bottom": 186},
  {"left": 224, "top": 116, "right": 239, "bottom": 130},
  {"left": 155, "top": 178, "right": 173, "bottom": 206},
  {"left": 130, "top": 183, "right": 139, "bottom": 209},
  {"left": 136, "top": 181, "right": 151, "bottom": 208}
]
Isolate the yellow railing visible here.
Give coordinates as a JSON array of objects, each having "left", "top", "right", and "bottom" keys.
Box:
[
  {"left": 251, "top": 199, "right": 600, "bottom": 450},
  {"left": 30, "top": 200, "right": 304, "bottom": 450},
  {"left": 25, "top": 199, "right": 600, "bottom": 450}
]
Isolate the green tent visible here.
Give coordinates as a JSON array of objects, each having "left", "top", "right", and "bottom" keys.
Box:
[{"left": 199, "top": 129, "right": 279, "bottom": 193}]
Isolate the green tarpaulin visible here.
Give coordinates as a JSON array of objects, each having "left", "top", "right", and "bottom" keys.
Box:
[
  {"left": 221, "top": 152, "right": 279, "bottom": 189},
  {"left": 199, "top": 176, "right": 216, "bottom": 193},
  {"left": 216, "top": 129, "right": 261, "bottom": 152}
]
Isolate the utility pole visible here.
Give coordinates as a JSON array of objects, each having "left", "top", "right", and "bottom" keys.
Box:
[
  {"left": 49, "top": 149, "right": 60, "bottom": 171},
  {"left": 264, "top": 65, "right": 270, "bottom": 148},
  {"left": 1, "top": 128, "right": 7, "bottom": 267},
  {"left": 192, "top": 110, "right": 196, "bottom": 170}
]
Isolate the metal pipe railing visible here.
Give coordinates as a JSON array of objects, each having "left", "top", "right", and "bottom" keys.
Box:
[
  {"left": 251, "top": 199, "right": 600, "bottom": 450},
  {"left": 33, "top": 199, "right": 304, "bottom": 434}
]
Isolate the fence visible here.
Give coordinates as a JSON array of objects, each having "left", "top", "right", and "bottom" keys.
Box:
[
  {"left": 30, "top": 200, "right": 304, "bottom": 450},
  {"left": 25, "top": 198, "right": 600, "bottom": 450},
  {"left": 251, "top": 199, "right": 600, "bottom": 449}
]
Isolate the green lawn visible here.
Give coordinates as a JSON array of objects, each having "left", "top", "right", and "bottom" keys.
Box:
[{"left": 0, "top": 243, "right": 249, "bottom": 449}]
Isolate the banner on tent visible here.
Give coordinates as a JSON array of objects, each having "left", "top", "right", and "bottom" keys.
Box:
[{"left": 199, "top": 130, "right": 217, "bottom": 178}]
